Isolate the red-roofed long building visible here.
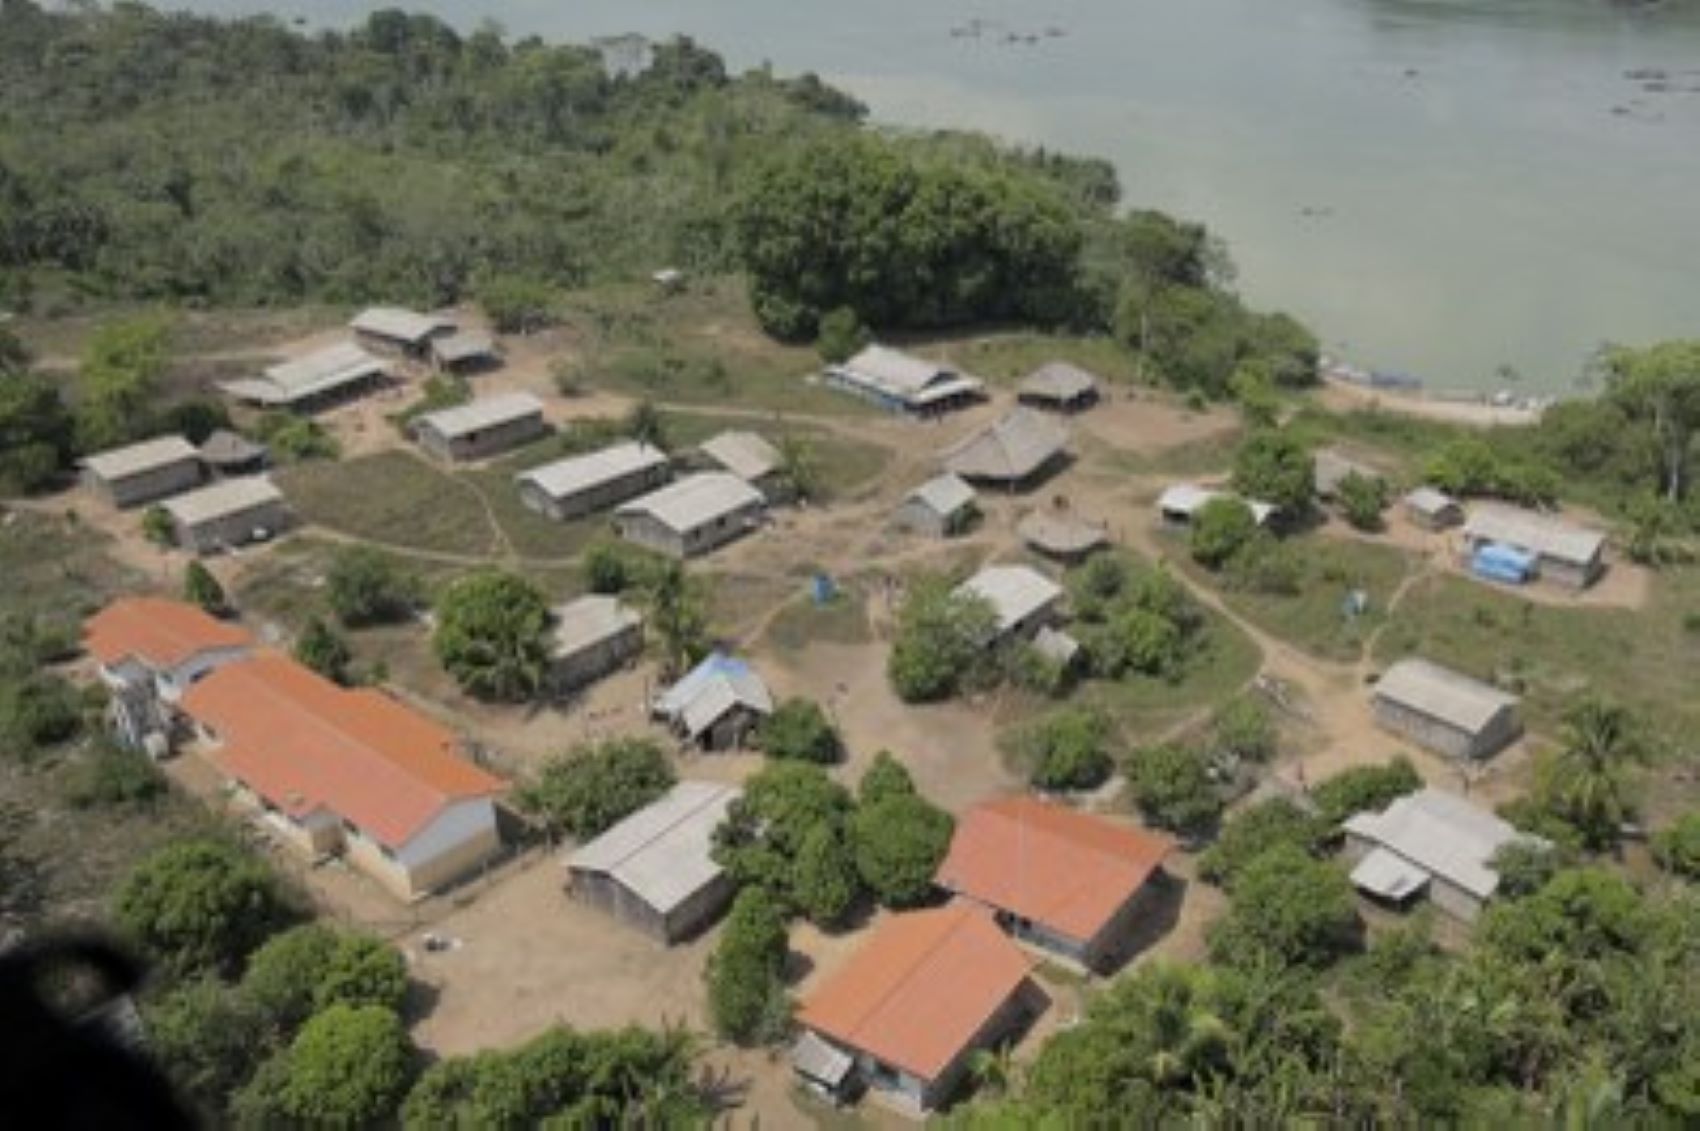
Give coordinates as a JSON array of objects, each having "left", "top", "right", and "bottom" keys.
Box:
[
  {"left": 795, "top": 905, "right": 1043, "bottom": 1116},
  {"left": 183, "top": 652, "right": 504, "bottom": 901},
  {"left": 936, "top": 796, "right": 1171, "bottom": 971},
  {"left": 84, "top": 597, "right": 255, "bottom": 752}
]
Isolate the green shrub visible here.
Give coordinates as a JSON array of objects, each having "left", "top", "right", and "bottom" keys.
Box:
[
  {"left": 758, "top": 698, "right": 842, "bottom": 764},
  {"left": 1010, "top": 707, "right": 1114, "bottom": 791},
  {"left": 1310, "top": 757, "right": 1422, "bottom": 826}
]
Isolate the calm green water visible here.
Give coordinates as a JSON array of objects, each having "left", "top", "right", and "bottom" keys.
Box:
[{"left": 185, "top": 0, "right": 1700, "bottom": 394}]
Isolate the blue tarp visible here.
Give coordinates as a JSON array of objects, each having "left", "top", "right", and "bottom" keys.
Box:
[
  {"left": 1472, "top": 543, "right": 1536, "bottom": 585},
  {"left": 654, "top": 651, "right": 750, "bottom": 715}
]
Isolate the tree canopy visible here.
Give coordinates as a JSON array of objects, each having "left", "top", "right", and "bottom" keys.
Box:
[
  {"left": 433, "top": 570, "right": 551, "bottom": 701},
  {"left": 516, "top": 737, "right": 675, "bottom": 841},
  {"left": 113, "top": 839, "right": 294, "bottom": 976},
  {"left": 887, "top": 576, "right": 999, "bottom": 702}
]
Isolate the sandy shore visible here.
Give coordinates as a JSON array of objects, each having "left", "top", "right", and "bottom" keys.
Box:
[{"left": 1318, "top": 373, "right": 1543, "bottom": 427}]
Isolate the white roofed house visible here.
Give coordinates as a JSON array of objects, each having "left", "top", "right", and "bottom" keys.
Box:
[
  {"left": 162, "top": 476, "right": 291, "bottom": 554},
  {"left": 566, "top": 781, "right": 741, "bottom": 943},
  {"left": 1404, "top": 486, "right": 1464, "bottom": 530},
  {"left": 894, "top": 473, "right": 977, "bottom": 538},
  {"left": 411, "top": 392, "right": 547, "bottom": 463},
  {"left": 698, "top": 430, "right": 786, "bottom": 498},
  {"left": 80, "top": 436, "right": 203, "bottom": 508},
  {"left": 1344, "top": 787, "right": 1544, "bottom": 924},
  {"left": 944, "top": 408, "right": 1070, "bottom": 492},
  {"left": 823, "top": 345, "right": 983, "bottom": 416},
  {"left": 955, "top": 564, "right": 1064, "bottom": 646},
  {"left": 220, "top": 343, "right": 389, "bottom": 412},
  {"left": 547, "top": 594, "right": 643, "bottom": 695},
  {"left": 614, "top": 472, "right": 765, "bottom": 559},
  {"left": 350, "top": 306, "right": 456, "bottom": 357},
  {"left": 1018, "top": 361, "right": 1101, "bottom": 413},
  {"left": 1156, "top": 483, "right": 1276, "bottom": 527},
  {"left": 652, "top": 652, "right": 773, "bottom": 750},
  {"left": 429, "top": 332, "right": 501, "bottom": 376},
  {"left": 515, "top": 442, "right": 671, "bottom": 521},
  {"left": 1462, "top": 505, "right": 1607, "bottom": 590},
  {"left": 1371, "top": 658, "right": 1521, "bottom": 761}
]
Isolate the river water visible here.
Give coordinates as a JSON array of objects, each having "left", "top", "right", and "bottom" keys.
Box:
[{"left": 184, "top": 0, "right": 1700, "bottom": 395}]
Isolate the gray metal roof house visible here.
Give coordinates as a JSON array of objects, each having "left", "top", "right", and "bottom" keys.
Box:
[
  {"left": 429, "top": 332, "right": 501, "bottom": 376},
  {"left": 566, "top": 781, "right": 741, "bottom": 943},
  {"left": 1371, "top": 658, "right": 1521, "bottom": 761},
  {"left": 1018, "top": 510, "right": 1110, "bottom": 563},
  {"left": 652, "top": 652, "right": 773, "bottom": 750},
  {"left": 161, "top": 476, "right": 290, "bottom": 554},
  {"left": 80, "top": 436, "right": 202, "bottom": 508},
  {"left": 1157, "top": 483, "right": 1277, "bottom": 527},
  {"left": 824, "top": 345, "right": 983, "bottom": 416},
  {"left": 412, "top": 392, "right": 547, "bottom": 462},
  {"left": 894, "top": 473, "right": 977, "bottom": 538},
  {"left": 198, "top": 430, "right": 268, "bottom": 477},
  {"left": 1344, "top": 787, "right": 1542, "bottom": 923},
  {"left": 220, "top": 343, "right": 389, "bottom": 411},
  {"left": 515, "top": 442, "right": 671, "bottom": 521},
  {"left": 1404, "top": 486, "right": 1464, "bottom": 530},
  {"left": 943, "top": 408, "right": 1070, "bottom": 490},
  {"left": 548, "top": 595, "right": 642, "bottom": 695},
  {"left": 699, "top": 431, "right": 784, "bottom": 494},
  {"left": 955, "top": 564, "right": 1064, "bottom": 643},
  {"left": 614, "top": 472, "right": 765, "bottom": 559},
  {"left": 350, "top": 306, "right": 456, "bottom": 356},
  {"left": 1018, "top": 362, "right": 1100, "bottom": 413},
  {"left": 1462, "top": 505, "right": 1607, "bottom": 590}
]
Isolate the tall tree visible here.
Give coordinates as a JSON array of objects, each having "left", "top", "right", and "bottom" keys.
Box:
[
  {"left": 1604, "top": 340, "right": 1700, "bottom": 502},
  {"left": 432, "top": 571, "right": 550, "bottom": 702},
  {"left": 75, "top": 313, "right": 172, "bottom": 452},
  {"left": 1539, "top": 697, "right": 1650, "bottom": 850},
  {"left": 644, "top": 561, "right": 707, "bottom": 680}
]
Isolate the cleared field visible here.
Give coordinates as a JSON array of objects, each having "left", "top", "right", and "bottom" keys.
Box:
[
  {"left": 942, "top": 331, "right": 1151, "bottom": 386},
  {"left": 0, "top": 511, "right": 143, "bottom": 629},
  {"left": 1173, "top": 535, "right": 1415, "bottom": 663},
  {"left": 277, "top": 451, "right": 500, "bottom": 558}
]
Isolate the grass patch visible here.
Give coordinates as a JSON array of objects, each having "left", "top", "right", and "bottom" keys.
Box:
[
  {"left": 1103, "top": 428, "right": 1243, "bottom": 479},
  {"left": 457, "top": 464, "right": 606, "bottom": 561},
  {"left": 761, "top": 590, "right": 872, "bottom": 652},
  {"left": 277, "top": 451, "right": 499, "bottom": 557},
  {"left": 0, "top": 512, "right": 142, "bottom": 631},
  {"left": 1373, "top": 567, "right": 1700, "bottom": 738},
  {"left": 657, "top": 409, "right": 889, "bottom": 503},
  {"left": 1080, "top": 602, "right": 1263, "bottom": 737},
  {"left": 943, "top": 331, "right": 1150, "bottom": 387},
  {"left": 1174, "top": 535, "right": 1414, "bottom": 662},
  {"left": 705, "top": 571, "right": 798, "bottom": 642}
]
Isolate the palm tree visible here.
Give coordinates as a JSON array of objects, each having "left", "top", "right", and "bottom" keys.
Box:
[
  {"left": 646, "top": 561, "right": 707, "bottom": 680},
  {"left": 1545, "top": 697, "right": 1649, "bottom": 850},
  {"left": 625, "top": 399, "right": 668, "bottom": 451},
  {"left": 775, "top": 434, "right": 821, "bottom": 502}
]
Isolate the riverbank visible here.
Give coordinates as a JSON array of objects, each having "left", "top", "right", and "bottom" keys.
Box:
[{"left": 1317, "top": 372, "right": 1543, "bottom": 428}]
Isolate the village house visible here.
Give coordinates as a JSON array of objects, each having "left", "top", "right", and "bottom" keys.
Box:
[
  {"left": 1371, "top": 657, "right": 1522, "bottom": 761},
  {"left": 614, "top": 472, "right": 765, "bottom": 559},
  {"left": 697, "top": 430, "right": 786, "bottom": 499},
  {"left": 794, "top": 904, "right": 1044, "bottom": 1116},
  {"left": 893, "top": 473, "right": 977, "bottom": 538},
  {"left": 1018, "top": 509, "right": 1110, "bottom": 563},
  {"left": 1404, "top": 486, "right": 1464, "bottom": 530},
  {"left": 429, "top": 331, "right": 501, "bottom": 376},
  {"left": 183, "top": 651, "right": 505, "bottom": 901},
  {"left": 823, "top": 345, "right": 983, "bottom": 416},
  {"left": 652, "top": 652, "right": 773, "bottom": 750},
  {"left": 1156, "top": 483, "right": 1276, "bottom": 527},
  {"left": 220, "top": 342, "right": 389, "bottom": 411},
  {"left": 943, "top": 408, "right": 1070, "bottom": 491},
  {"left": 565, "top": 781, "right": 740, "bottom": 944},
  {"left": 1344, "top": 787, "right": 1542, "bottom": 923},
  {"left": 350, "top": 306, "right": 456, "bottom": 358},
  {"left": 936, "top": 796, "right": 1172, "bottom": 972},
  {"left": 1017, "top": 361, "right": 1100, "bottom": 413},
  {"left": 80, "top": 436, "right": 202, "bottom": 509},
  {"left": 161, "top": 476, "right": 290, "bottom": 554},
  {"left": 1314, "top": 449, "right": 1383, "bottom": 500},
  {"left": 197, "top": 430, "right": 268, "bottom": 478},
  {"left": 1031, "top": 625, "right": 1083, "bottom": 671},
  {"left": 1462, "top": 504, "right": 1606, "bottom": 590},
  {"left": 516, "top": 441, "right": 671, "bottom": 521},
  {"left": 84, "top": 598, "right": 254, "bottom": 754},
  {"left": 547, "top": 594, "right": 643, "bottom": 695},
  {"left": 955, "top": 564, "right": 1064, "bottom": 645},
  {"left": 411, "top": 392, "right": 547, "bottom": 463}
]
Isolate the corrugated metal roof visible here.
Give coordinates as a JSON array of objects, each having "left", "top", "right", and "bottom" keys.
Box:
[
  {"left": 616, "top": 472, "right": 764, "bottom": 535},
  {"left": 944, "top": 408, "right": 1069, "bottom": 482},
  {"left": 1020, "top": 361, "right": 1099, "bottom": 402},
  {"left": 81, "top": 435, "right": 199, "bottom": 481},
  {"left": 198, "top": 430, "right": 266, "bottom": 465},
  {"left": 162, "top": 476, "right": 284, "bottom": 527},
  {"left": 1032, "top": 625, "right": 1081, "bottom": 665},
  {"left": 566, "top": 781, "right": 739, "bottom": 915},
  {"left": 431, "top": 332, "right": 498, "bottom": 365},
  {"left": 1405, "top": 486, "right": 1458, "bottom": 515},
  {"left": 1156, "top": 483, "right": 1275, "bottom": 525},
  {"left": 1343, "top": 787, "right": 1537, "bottom": 900},
  {"left": 700, "top": 431, "right": 781, "bottom": 482},
  {"left": 905, "top": 473, "right": 976, "bottom": 517},
  {"left": 224, "top": 343, "right": 386, "bottom": 405},
  {"left": 1350, "top": 846, "right": 1431, "bottom": 901},
  {"left": 829, "top": 345, "right": 984, "bottom": 407},
  {"left": 654, "top": 652, "right": 773, "bottom": 738},
  {"left": 414, "top": 392, "right": 544, "bottom": 440},
  {"left": 552, "top": 595, "right": 641, "bottom": 656},
  {"left": 1018, "top": 510, "right": 1108, "bottom": 556},
  {"left": 1463, "top": 505, "right": 1605, "bottom": 567},
  {"left": 350, "top": 306, "right": 454, "bottom": 344},
  {"left": 516, "top": 442, "right": 669, "bottom": 500},
  {"left": 791, "top": 1031, "right": 855, "bottom": 1089},
  {"left": 955, "top": 565, "right": 1062, "bottom": 634},
  {"left": 1373, "top": 658, "right": 1518, "bottom": 735}
]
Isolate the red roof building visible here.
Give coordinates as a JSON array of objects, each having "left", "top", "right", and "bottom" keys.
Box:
[
  {"left": 935, "top": 795, "right": 1170, "bottom": 970},
  {"left": 85, "top": 597, "right": 252, "bottom": 672},
  {"left": 796, "top": 905, "right": 1041, "bottom": 1116}
]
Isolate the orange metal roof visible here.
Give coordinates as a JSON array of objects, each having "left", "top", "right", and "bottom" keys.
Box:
[
  {"left": 84, "top": 597, "right": 252, "bottom": 669},
  {"left": 935, "top": 796, "right": 1170, "bottom": 945},
  {"left": 182, "top": 652, "right": 503, "bottom": 849},
  {"left": 798, "top": 905, "right": 1034, "bottom": 1083}
]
